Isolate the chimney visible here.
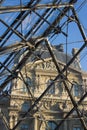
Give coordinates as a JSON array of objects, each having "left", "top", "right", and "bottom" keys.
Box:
[
  {"left": 72, "top": 48, "right": 80, "bottom": 60},
  {"left": 55, "top": 44, "right": 64, "bottom": 52}
]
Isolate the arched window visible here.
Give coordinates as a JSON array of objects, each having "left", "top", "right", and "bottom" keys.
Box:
[
  {"left": 47, "top": 79, "right": 55, "bottom": 94},
  {"left": 46, "top": 121, "right": 57, "bottom": 130}
]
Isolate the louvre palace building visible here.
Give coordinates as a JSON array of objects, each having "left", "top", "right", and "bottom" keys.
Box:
[{"left": 0, "top": 44, "right": 87, "bottom": 130}]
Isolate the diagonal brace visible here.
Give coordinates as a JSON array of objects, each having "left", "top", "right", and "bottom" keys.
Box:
[{"left": 45, "top": 39, "right": 87, "bottom": 130}]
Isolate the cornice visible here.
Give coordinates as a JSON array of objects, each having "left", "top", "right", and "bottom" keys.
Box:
[{"left": 24, "top": 58, "right": 83, "bottom": 74}]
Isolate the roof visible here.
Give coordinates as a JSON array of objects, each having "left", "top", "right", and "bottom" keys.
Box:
[{"left": 26, "top": 43, "right": 81, "bottom": 70}]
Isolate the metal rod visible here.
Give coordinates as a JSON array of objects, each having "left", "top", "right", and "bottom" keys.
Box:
[
  {"left": 0, "top": 4, "right": 73, "bottom": 14},
  {"left": 0, "top": 2, "right": 70, "bottom": 90},
  {"left": 0, "top": 0, "right": 39, "bottom": 44},
  {"left": 46, "top": 39, "right": 87, "bottom": 130},
  {"left": 0, "top": 19, "right": 34, "bottom": 48},
  {"left": 11, "top": 31, "right": 87, "bottom": 130},
  {"left": 54, "top": 7, "right": 87, "bottom": 130}
]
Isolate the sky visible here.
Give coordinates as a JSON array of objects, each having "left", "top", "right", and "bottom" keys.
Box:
[
  {"left": 51, "top": 0, "right": 87, "bottom": 71},
  {"left": 0, "top": 0, "right": 87, "bottom": 72}
]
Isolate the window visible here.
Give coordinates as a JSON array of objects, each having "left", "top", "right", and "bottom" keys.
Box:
[
  {"left": 47, "top": 79, "right": 55, "bottom": 94},
  {"left": 74, "top": 84, "right": 79, "bottom": 96},
  {"left": 22, "top": 86, "right": 27, "bottom": 93},
  {"left": 46, "top": 121, "right": 57, "bottom": 130},
  {"left": 26, "top": 77, "right": 32, "bottom": 87},
  {"left": 22, "top": 77, "right": 32, "bottom": 93},
  {"left": 73, "top": 127, "right": 81, "bottom": 130},
  {"left": 21, "top": 102, "right": 30, "bottom": 112},
  {"left": 20, "top": 124, "right": 28, "bottom": 130},
  {"left": 73, "top": 82, "right": 79, "bottom": 97},
  {"left": 57, "top": 81, "right": 63, "bottom": 95}
]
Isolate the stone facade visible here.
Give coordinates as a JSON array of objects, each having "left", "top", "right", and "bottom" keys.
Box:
[
  {"left": 0, "top": 46, "right": 87, "bottom": 130},
  {"left": 8, "top": 58, "right": 87, "bottom": 130}
]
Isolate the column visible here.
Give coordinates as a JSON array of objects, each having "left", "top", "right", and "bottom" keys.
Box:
[
  {"left": 34, "top": 117, "right": 38, "bottom": 130},
  {"left": 9, "top": 116, "right": 13, "bottom": 129},
  {"left": 15, "top": 116, "right": 18, "bottom": 125}
]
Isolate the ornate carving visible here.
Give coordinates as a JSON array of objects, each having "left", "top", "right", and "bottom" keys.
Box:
[
  {"left": 36, "top": 61, "right": 56, "bottom": 70},
  {"left": 44, "top": 101, "right": 51, "bottom": 110},
  {"left": 42, "top": 100, "right": 61, "bottom": 111}
]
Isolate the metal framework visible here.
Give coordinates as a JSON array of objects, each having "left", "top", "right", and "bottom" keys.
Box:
[{"left": 0, "top": 0, "right": 87, "bottom": 130}]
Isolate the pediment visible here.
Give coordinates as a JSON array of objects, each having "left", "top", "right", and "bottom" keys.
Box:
[
  {"left": 23, "top": 59, "right": 57, "bottom": 72},
  {"left": 36, "top": 60, "right": 57, "bottom": 71},
  {"left": 26, "top": 59, "right": 59, "bottom": 71}
]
